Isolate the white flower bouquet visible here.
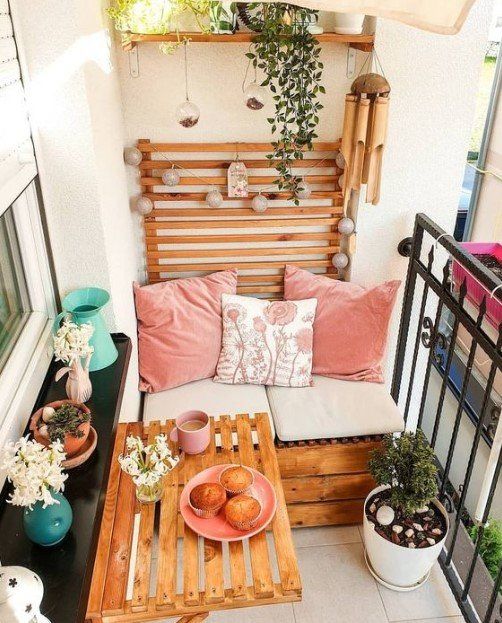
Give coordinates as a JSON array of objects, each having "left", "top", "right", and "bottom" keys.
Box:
[
  {"left": 119, "top": 434, "right": 179, "bottom": 503},
  {"left": 53, "top": 319, "right": 94, "bottom": 365},
  {"left": 1, "top": 436, "right": 68, "bottom": 509}
]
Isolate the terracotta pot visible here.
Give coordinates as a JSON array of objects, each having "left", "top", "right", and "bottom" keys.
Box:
[{"left": 30, "top": 399, "right": 91, "bottom": 458}]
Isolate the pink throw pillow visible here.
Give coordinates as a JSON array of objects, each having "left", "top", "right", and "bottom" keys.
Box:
[
  {"left": 284, "top": 265, "right": 400, "bottom": 383},
  {"left": 134, "top": 270, "right": 238, "bottom": 392},
  {"left": 214, "top": 294, "right": 317, "bottom": 387}
]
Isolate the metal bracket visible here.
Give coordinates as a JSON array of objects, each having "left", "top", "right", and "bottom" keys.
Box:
[
  {"left": 129, "top": 46, "right": 139, "bottom": 78},
  {"left": 346, "top": 47, "right": 356, "bottom": 79}
]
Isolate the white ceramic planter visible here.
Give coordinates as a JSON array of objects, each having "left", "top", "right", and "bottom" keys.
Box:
[
  {"left": 363, "top": 485, "right": 449, "bottom": 590},
  {"left": 333, "top": 12, "right": 365, "bottom": 35}
]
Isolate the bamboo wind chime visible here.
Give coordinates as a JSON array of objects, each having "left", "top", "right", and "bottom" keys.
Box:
[{"left": 341, "top": 55, "right": 391, "bottom": 207}]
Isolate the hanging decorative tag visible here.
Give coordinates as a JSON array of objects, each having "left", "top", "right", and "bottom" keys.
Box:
[{"left": 227, "top": 160, "right": 248, "bottom": 197}]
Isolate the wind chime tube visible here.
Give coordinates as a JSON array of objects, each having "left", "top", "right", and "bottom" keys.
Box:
[
  {"left": 350, "top": 97, "right": 371, "bottom": 191},
  {"left": 341, "top": 94, "right": 358, "bottom": 209},
  {"left": 366, "top": 96, "right": 390, "bottom": 205}
]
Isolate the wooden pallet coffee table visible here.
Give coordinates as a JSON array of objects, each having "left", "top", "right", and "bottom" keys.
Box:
[{"left": 86, "top": 413, "right": 302, "bottom": 622}]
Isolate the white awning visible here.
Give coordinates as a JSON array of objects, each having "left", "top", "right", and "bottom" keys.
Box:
[{"left": 263, "top": 0, "right": 477, "bottom": 34}]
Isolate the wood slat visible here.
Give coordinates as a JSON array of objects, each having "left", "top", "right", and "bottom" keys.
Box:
[
  {"left": 87, "top": 424, "right": 128, "bottom": 618},
  {"left": 138, "top": 141, "right": 340, "bottom": 153},
  {"left": 131, "top": 421, "right": 160, "bottom": 612},
  {"left": 148, "top": 259, "right": 332, "bottom": 274},
  {"left": 145, "top": 218, "right": 339, "bottom": 230},
  {"left": 235, "top": 415, "right": 274, "bottom": 599},
  {"left": 144, "top": 191, "right": 343, "bottom": 201},
  {"left": 155, "top": 421, "right": 180, "bottom": 609},
  {"left": 219, "top": 415, "right": 247, "bottom": 601},
  {"left": 148, "top": 206, "right": 342, "bottom": 217},
  {"left": 140, "top": 159, "right": 339, "bottom": 170},
  {"left": 142, "top": 174, "right": 339, "bottom": 186},
  {"left": 255, "top": 414, "right": 301, "bottom": 597},
  {"left": 102, "top": 422, "right": 142, "bottom": 615},
  {"left": 148, "top": 245, "right": 338, "bottom": 259},
  {"left": 183, "top": 453, "right": 201, "bottom": 606},
  {"left": 287, "top": 499, "right": 364, "bottom": 527},
  {"left": 282, "top": 473, "right": 376, "bottom": 504},
  {"left": 147, "top": 232, "right": 339, "bottom": 246},
  {"left": 202, "top": 419, "right": 225, "bottom": 605}
]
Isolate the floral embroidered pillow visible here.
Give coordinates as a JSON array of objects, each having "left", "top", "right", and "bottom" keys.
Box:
[{"left": 214, "top": 294, "right": 317, "bottom": 387}]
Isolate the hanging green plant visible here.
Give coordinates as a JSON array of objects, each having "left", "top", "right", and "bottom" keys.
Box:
[
  {"left": 107, "top": 0, "right": 211, "bottom": 53},
  {"left": 246, "top": 3, "right": 325, "bottom": 199}
]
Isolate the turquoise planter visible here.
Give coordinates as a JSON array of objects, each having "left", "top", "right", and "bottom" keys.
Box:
[
  {"left": 53, "top": 287, "right": 118, "bottom": 372},
  {"left": 23, "top": 491, "right": 73, "bottom": 547}
]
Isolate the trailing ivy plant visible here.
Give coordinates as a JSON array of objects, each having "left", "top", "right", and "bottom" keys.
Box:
[{"left": 247, "top": 3, "right": 325, "bottom": 199}]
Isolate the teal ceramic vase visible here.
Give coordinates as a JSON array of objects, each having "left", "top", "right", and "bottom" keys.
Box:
[
  {"left": 23, "top": 491, "right": 73, "bottom": 547},
  {"left": 53, "top": 287, "right": 118, "bottom": 372}
]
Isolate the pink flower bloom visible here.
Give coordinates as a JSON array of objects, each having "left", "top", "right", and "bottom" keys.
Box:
[
  {"left": 226, "top": 307, "right": 240, "bottom": 322},
  {"left": 253, "top": 317, "right": 267, "bottom": 334},
  {"left": 295, "top": 327, "right": 313, "bottom": 353},
  {"left": 264, "top": 301, "right": 297, "bottom": 326}
]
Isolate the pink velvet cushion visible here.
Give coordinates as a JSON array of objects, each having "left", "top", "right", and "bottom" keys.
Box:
[
  {"left": 284, "top": 265, "right": 400, "bottom": 383},
  {"left": 134, "top": 270, "right": 238, "bottom": 392}
]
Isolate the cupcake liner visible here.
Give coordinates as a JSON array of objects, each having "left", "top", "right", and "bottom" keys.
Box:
[
  {"left": 219, "top": 466, "right": 254, "bottom": 497},
  {"left": 226, "top": 499, "right": 262, "bottom": 531},
  {"left": 188, "top": 498, "right": 224, "bottom": 518}
]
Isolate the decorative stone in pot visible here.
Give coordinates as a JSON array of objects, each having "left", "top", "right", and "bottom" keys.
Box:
[
  {"left": 363, "top": 485, "right": 449, "bottom": 590},
  {"left": 0, "top": 566, "right": 51, "bottom": 622},
  {"left": 333, "top": 12, "right": 365, "bottom": 35}
]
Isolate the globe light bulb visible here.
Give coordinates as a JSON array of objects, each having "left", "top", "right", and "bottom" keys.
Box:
[
  {"left": 124, "top": 147, "right": 143, "bottom": 166},
  {"left": 338, "top": 217, "right": 355, "bottom": 235},
  {"left": 176, "top": 99, "right": 200, "bottom": 128},
  {"left": 244, "top": 82, "right": 266, "bottom": 110},
  {"left": 296, "top": 179, "right": 311, "bottom": 200},
  {"left": 162, "top": 167, "right": 180, "bottom": 186},
  {"left": 206, "top": 188, "right": 224, "bottom": 208},
  {"left": 332, "top": 252, "right": 349, "bottom": 269},
  {"left": 251, "top": 193, "right": 268, "bottom": 213},
  {"left": 335, "top": 150, "right": 345, "bottom": 169},
  {"left": 136, "top": 195, "right": 153, "bottom": 215}
]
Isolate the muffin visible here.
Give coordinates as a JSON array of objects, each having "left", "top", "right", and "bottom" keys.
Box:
[
  {"left": 225, "top": 494, "right": 262, "bottom": 531},
  {"left": 219, "top": 465, "right": 254, "bottom": 496},
  {"left": 189, "top": 482, "right": 226, "bottom": 518}
]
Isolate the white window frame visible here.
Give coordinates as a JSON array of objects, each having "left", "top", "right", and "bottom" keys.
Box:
[{"left": 0, "top": 165, "right": 56, "bottom": 452}]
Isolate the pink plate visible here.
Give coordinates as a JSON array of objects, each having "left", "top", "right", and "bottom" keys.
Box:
[{"left": 180, "top": 464, "right": 277, "bottom": 542}]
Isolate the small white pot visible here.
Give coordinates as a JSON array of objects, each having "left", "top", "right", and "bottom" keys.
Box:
[
  {"left": 333, "top": 12, "right": 365, "bottom": 35},
  {"left": 363, "top": 485, "right": 449, "bottom": 590}
]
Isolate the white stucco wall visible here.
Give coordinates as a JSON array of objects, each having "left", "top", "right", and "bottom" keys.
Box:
[{"left": 115, "top": 0, "right": 492, "bottom": 386}]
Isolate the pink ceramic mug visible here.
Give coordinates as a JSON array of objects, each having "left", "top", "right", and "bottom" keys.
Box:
[{"left": 170, "top": 410, "right": 210, "bottom": 455}]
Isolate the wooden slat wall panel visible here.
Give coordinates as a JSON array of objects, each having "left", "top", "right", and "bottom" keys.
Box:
[{"left": 137, "top": 140, "right": 343, "bottom": 297}]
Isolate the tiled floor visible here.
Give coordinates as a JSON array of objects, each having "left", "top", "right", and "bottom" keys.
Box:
[{"left": 143, "top": 525, "right": 463, "bottom": 623}]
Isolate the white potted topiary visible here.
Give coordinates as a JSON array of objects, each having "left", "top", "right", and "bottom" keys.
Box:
[{"left": 363, "top": 430, "right": 449, "bottom": 590}]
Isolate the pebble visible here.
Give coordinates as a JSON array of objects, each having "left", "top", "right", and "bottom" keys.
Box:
[
  {"left": 431, "top": 528, "right": 442, "bottom": 536},
  {"left": 405, "top": 528, "right": 414, "bottom": 538},
  {"left": 369, "top": 503, "right": 377, "bottom": 514},
  {"left": 376, "top": 505, "right": 395, "bottom": 526},
  {"left": 391, "top": 532, "right": 401, "bottom": 545},
  {"left": 408, "top": 542, "right": 416, "bottom": 548},
  {"left": 417, "top": 506, "right": 429, "bottom": 513},
  {"left": 413, "top": 523, "right": 424, "bottom": 532},
  {"left": 42, "top": 406, "right": 56, "bottom": 423},
  {"left": 427, "top": 537, "right": 436, "bottom": 545},
  {"left": 392, "top": 525, "right": 403, "bottom": 534},
  {"left": 418, "top": 541, "right": 429, "bottom": 548}
]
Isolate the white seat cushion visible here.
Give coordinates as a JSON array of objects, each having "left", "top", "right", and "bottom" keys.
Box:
[
  {"left": 143, "top": 378, "right": 274, "bottom": 438},
  {"left": 266, "top": 375, "right": 404, "bottom": 442}
]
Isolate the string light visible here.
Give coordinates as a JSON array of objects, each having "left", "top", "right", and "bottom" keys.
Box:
[
  {"left": 206, "top": 188, "right": 223, "bottom": 208},
  {"left": 251, "top": 192, "right": 268, "bottom": 212},
  {"left": 162, "top": 166, "right": 180, "bottom": 186},
  {"left": 338, "top": 217, "right": 355, "bottom": 235},
  {"left": 332, "top": 252, "right": 349, "bottom": 269},
  {"left": 136, "top": 196, "right": 153, "bottom": 215},
  {"left": 124, "top": 147, "right": 143, "bottom": 166},
  {"left": 296, "top": 178, "right": 312, "bottom": 199}
]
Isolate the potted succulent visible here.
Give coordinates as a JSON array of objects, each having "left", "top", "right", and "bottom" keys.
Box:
[
  {"left": 363, "top": 430, "right": 449, "bottom": 590},
  {"left": 30, "top": 400, "right": 91, "bottom": 458}
]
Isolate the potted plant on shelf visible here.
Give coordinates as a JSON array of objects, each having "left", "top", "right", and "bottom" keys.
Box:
[
  {"left": 30, "top": 400, "right": 92, "bottom": 458},
  {"left": 53, "top": 319, "right": 94, "bottom": 403},
  {"left": 363, "top": 430, "right": 449, "bottom": 590},
  {"left": 1, "top": 437, "right": 73, "bottom": 546}
]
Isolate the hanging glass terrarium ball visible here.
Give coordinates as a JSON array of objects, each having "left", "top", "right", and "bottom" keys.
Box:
[
  {"left": 124, "top": 147, "right": 142, "bottom": 166},
  {"left": 251, "top": 192, "right": 268, "bottom": 213},
  {"left": 136, "top": 195, "right": 153, "bottom": 215},
  {"left": 244, "top": 82, "right": 266, "bottom": 110},
  {"left": 332, "top": 252, "right": 349, "bottom": 269},
  {"left": 338, "top": 217, "right": 355, "bottom": 235},
  {"left": 162, "top": 166, "right": 180, "bottom": 186},
  {"left": 206, "top": 188, "right": 223, "bottom": 208},
  {"left": 296, "top": 179, "right": 311, "bottom": 200},
  {"left": 176, "top": 99, "right": 200, "bottom": 128}
]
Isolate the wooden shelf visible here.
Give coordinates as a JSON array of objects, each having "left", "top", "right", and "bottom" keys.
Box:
[{"left": 122, "top": 31, "right": 374, "bottom": 52}]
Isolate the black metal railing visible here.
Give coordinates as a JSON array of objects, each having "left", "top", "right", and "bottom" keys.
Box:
[{"left": 392, "top": 213, "right": 502, "bottom": 623}]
